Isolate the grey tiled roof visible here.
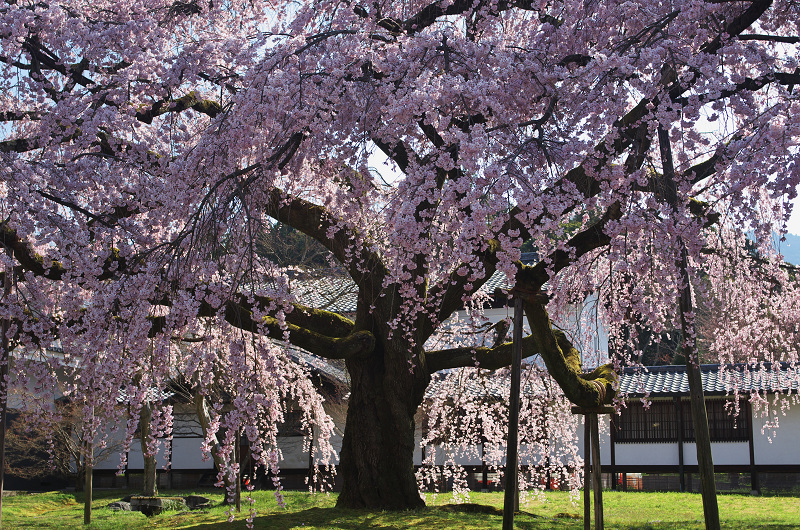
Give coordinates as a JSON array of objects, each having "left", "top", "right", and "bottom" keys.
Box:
[
  {"left": 291, "top": 276, "right": 359, "bottom": 313},
  {"left": 291, "top": 252, "right": 538, "bottom": 313},
  {"left": 423, "top": 364, "right": 799, "bottom": 403},
  {"left": 116, "top": 387, "right": 175, "bottom": 404},
  {"left": 288, "top": 348, "right": 348, "bottom": 386},
  {"left": 618, "top": 363, "right": 800, "bottom": 397}
]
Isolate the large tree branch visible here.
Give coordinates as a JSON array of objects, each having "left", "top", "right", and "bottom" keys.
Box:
[
  {"left": 738, "top": 34, "right": 799, "bottom": 43},
  {"left": 204, "top": 289, "right": 355, "bottom": 338},
  {"left": 423, "top": 0, "right": 772, "bottom": 324},
  {"left": 673, "top": 72, "right": 800, "bottom": 107},
  {"left": 264, "top": 189, "right": 387, "bottom": 291},
  {"left": 425, "top": 299, "right": 616, "bottom": 406},
  {"left": 135, "top": 91, "right": 222, "bottom": 124},
  {"left": 701, "top": 0, "right": 773, "bottom": 55},
  {"left": 516, "top": 201, "right": 623, "bottom": 290},
  {"left": 0, "top": 221, "right": 127, "bottom": 282},
  {"left": 424, "top": 95, "right": 650, "bottom": 332},
  {"left": 403, "top": 0, "right": 539, "bottom": 36},
  {"left": 425, "top": 199, "right": 623, "bottom": 340},
  {"left": 150, "top": 293, "right": 370, "bottom": 360}
]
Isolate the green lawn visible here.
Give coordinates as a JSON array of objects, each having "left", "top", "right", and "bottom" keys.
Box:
[{"left": 2, "top": 489, "right": 798, "bottom": 529}]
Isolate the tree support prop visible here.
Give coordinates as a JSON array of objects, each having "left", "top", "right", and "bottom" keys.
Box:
[
  {"left": 502, "top": 296, "right": 524, "bottom": 530},
  {"left": 84, "top": 441, "right": 93, "bottom": 525},
  {"left": 573, "top": 406, "right": 614, "bottom": 530}
]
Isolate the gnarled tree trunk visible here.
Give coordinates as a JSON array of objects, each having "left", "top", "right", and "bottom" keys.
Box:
[{"left": 336, "top": 339, "right": 428, "bottom": 509}]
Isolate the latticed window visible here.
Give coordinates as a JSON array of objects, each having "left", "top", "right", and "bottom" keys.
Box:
[
  {"left": 682, "top": 399, "right": 750, "bottom": 442},
  {"left": 616, "top": 398, "right": 749, "bottom": 443},
  {"left": 616, "top": 400, "right": 679, "bottom": 442}
]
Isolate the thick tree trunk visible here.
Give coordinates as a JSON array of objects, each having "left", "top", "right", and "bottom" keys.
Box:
[{"left": 336, "top": 340, "right": 428, "bottom": 509}]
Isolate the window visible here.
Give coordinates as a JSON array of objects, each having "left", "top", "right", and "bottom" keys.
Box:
[
  {"left": 683, "top": 399, "right": 750, "bottom": 442},
  {"left": 615, "top": 399, "right": 750, "bottom": 443},
  {"left": 615, "top": 400, "right": 679, "bottom": 442}
]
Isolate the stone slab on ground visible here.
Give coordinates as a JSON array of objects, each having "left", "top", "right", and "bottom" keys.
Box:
[{"left": 130, "top": 496, "right": 188, "bottom": 516}]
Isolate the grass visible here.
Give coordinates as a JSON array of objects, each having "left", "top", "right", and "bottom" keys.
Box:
[{"left": 1, "top": 489, "right": 799, "bottom": 529}]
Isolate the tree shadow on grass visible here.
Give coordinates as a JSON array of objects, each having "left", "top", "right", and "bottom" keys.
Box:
[
  {"left": 175, "top": 505, "right": 574, "bottom": 530},
  {"left": 177, "top": 506, "right": 404, "bottom": 529}
]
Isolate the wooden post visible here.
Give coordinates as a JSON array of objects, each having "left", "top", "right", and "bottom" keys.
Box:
[
  {"left": 481, "top": 440, "right": 488, "bottom": 492},
  {"left": 0, "top": 257, "right": 11, "bottom": 528},
  {"left": 308, "top": 424, "right": 315, "bottom": 489},
  {"left": 746, "top": 401, "right": 759, "bottom": 494},
  {"left": 658, "top": 125, "right": 719, "bottom": 530},
  {"left": 573, "top": 406, "right": 614, "bottom": 530},
  {"left": 235, "top": 429, "right": 241, "bottom": 513},
  {"left": 590, "top": 414, "right": 603, "bottom": 530},
  {"left": 609, "top": 416, "right": 616, "bottom": 491},
  {"left": 675, "top": 397, "right": 686, "bottom": 492},
  {"left": 584, "top": 417, "right": 590, "bottom": 530},
  {"left": 84, "top": 441, "right": 93, "bottom": 525},
  {"left": 502, "top": 295, "right": 524, "bottom": 530}
]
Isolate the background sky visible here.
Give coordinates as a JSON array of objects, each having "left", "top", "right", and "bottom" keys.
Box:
[{"left": 788, "top": 202, "right": 800, "bottom": 236}]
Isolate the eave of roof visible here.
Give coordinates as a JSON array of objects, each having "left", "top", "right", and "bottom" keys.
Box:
[
  {"left": 291, "top": 252, "right": 539, "bottom": 313},
  {"left": 618, "top": 363, "right": 800, "bottom": 397}
]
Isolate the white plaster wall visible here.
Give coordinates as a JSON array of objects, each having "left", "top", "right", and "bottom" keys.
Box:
[
  {"left": 417, "top": 445, "right": 484, "bottom": 465},
  {"left": 613, "top": 443, "right": 680, "bottom": 466},
  {"left": 314, "top": 430, "right": 343, "bottom": 465},
  {"left": 576, "top": 415, "right": 612, "bottom": 463},
  {"left": 278, "top": 437, "right": 311, "bottom": 469},
  {"left": 90, "top": 422, "right": 132, "bottom": 471},
  {"left": 518, "top": 443, "right": 581, "bottom": 466},
  {"left": 314, "top": 403, "right": 346, "bottom": 465},
  {"left": 753, "top": 403, "right": 800, "bottom": 466},
  {"left": 680, "top": 442, "right": 749, "bottom": 466},
  {"left": 93, "top": 452, "right": 126, "bottom": 471},
  {"left": 479, "top": 303, "right": 609, "bottom": 366},
  {"left": 125, "top": 440, "right": 170, "bottom": 470},
  {"left": 171, "top": 438, "right": 214, "bottom": 469}
]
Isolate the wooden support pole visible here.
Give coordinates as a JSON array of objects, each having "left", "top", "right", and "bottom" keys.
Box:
[
  {"left": 481, "top": 441, "right": 488, "bottom": 492},
  {"left": 658, "top": 125, "right": 719, "bottom": 530},
  {"left": 747, "top": 401, "right": 759, "bottom": 494},
  {"left": 584, "top": 417, "right": 590, "bottom": 530},
  {"left": 84, "top": 441, "right": 93, "bottom": 525},
  {"left": 675, "top": 397, "right": 686, "bottom": 492},
  {"left": 609, "top": 416, "right": 616, "bottom": 491},
  {"left": 235, "top": 429, "right": 242, "bottom": 513},
  {"left": 502, "top": 295, "right": 524, "bottom": 530},
  {"left": 0, "top": 256, "right": 11, "bottom": 528},
  {"left": 590, "top": 414, "right": 603, "bottom": 530},
  {"left": 573, "top": 406, "right": 614, "bottom": 530},
  {"left": 308, "top": 424, "right": 315, "bottom": 489}
]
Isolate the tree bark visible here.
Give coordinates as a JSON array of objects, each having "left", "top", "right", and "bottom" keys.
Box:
[{"left": 336, "top": 340, "right": 427, "bottom": 509}]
